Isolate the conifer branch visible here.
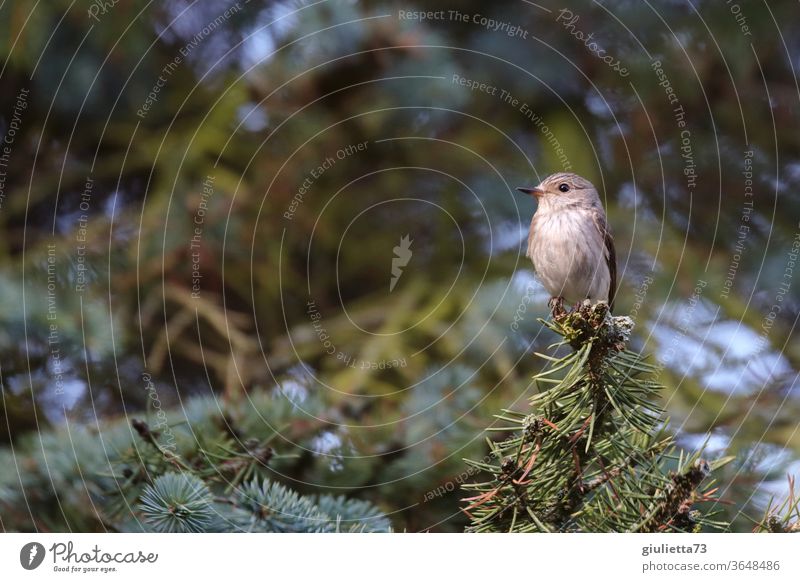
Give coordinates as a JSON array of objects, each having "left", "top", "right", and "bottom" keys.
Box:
[{"left": 462, "top": 302, "right": 727, "bottom": 533}]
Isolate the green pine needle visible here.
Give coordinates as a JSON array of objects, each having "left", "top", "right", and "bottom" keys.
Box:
[{"left": 139, "top": 473, "right": 216, "bottom": 533}]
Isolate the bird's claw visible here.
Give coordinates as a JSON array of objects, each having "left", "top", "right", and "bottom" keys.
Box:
[{"left": 548, "top": 296, "right": 567, "bottom": 317}]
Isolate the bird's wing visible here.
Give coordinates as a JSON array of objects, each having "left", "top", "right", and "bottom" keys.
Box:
[{"left": 592, "top": 209, "right": 617, "bottom": 311}]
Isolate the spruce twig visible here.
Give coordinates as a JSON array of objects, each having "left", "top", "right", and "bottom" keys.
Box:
[
  {"left": 754, "top": 475, "right": 800, "bottom": 533},
  {"left": 462, "top": 301, "right": 727, "bottom": 533}
]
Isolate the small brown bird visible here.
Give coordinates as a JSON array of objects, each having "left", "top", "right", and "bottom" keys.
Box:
[{"left": 517, "top": 172, "right": 616, "bottom": 312}]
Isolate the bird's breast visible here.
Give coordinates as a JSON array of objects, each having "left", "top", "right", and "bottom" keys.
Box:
[{"left": 528, "top": 208, "right": 609, "bottom": 303}]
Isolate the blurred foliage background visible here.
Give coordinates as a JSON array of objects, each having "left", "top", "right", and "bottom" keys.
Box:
[{"left": 1, "top": 0, "right": 799, "bottom": 532}]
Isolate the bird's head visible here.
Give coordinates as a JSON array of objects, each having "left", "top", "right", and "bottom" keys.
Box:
[{"left": 517, "top": 172, "right": 600, "bottom": 210}]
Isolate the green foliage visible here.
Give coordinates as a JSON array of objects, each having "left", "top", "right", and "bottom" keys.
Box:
[
  {"left": 136, "top": 473, "right": 392, "bottom": 533},
  {"left": 1, "top": 0, "right": 799, "bottom": 532},
  {"left": 139, "top": 473, "right": 216, "bottom": 533},
  {"left": 754, "top": 477, "right": 800, "bottom": 533},
  {"left": 311, "top": 494, "right": 392, "bottom": 533},
  {"left": 463, "top": 303, "right": 733, "bottom": 532},
  {"left": 0, "top": 387, "right": 390, "bottom": 533},
  {"left": 231, "top": 479, "right": 391, "bottom": 533}
]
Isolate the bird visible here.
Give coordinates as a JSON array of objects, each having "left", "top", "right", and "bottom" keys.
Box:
[{"left": 517, "top": 172, "right": 616, "bottom": 313}]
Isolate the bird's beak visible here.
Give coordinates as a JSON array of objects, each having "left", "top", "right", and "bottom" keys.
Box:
[{"left": 516, "top": 186, "right": 544, "bottom": 197}]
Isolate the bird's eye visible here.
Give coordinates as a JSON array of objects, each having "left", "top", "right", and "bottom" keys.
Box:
[{"left": 558, "top": 183, "right": 570, "bottom": 192}]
